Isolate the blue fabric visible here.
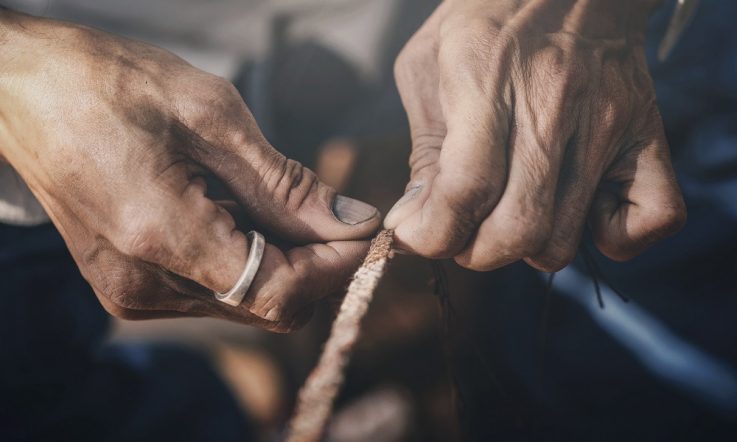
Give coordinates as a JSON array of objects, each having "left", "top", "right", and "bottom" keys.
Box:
[{"left": 649, "top": 0, "right": 737, "bottom": 221}]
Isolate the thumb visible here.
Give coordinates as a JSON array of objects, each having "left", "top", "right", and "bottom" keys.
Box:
[
  {"left": 384, "top": 23, "right": 445, "bottom": 235},
  {"left": 384, "top": 29, "right": 510, "bottom": 257},
  {"left": 231, "top": 143, "right": 380, "bottom": 243},
  {"left": 184, "top": 105, "right": 380, "bottom": 243}
]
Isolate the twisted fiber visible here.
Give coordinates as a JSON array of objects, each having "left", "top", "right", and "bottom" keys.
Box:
[{"left": 286, "top": 229, "right": 394, "bottom": 442}]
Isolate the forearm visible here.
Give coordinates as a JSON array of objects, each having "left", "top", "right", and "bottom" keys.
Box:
[
  {"left": 0, "top": 6, "right": 14, "bottom": 163},
  {"left": 0, "top": 8, "right": 21, "bottom": 164},
  {"left": 0, "top": 8, "right": 47, "bottom": 166}
]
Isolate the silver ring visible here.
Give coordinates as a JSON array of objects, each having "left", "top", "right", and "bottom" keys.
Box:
[{"left": 215, "top": 230, "right": 265, "bottom": 307}]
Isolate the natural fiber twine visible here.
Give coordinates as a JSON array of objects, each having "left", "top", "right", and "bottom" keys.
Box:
[{"left": 286, "top": 229, "right": 395, "bottom": 442}]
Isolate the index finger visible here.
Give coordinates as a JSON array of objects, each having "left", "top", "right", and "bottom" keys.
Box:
[{"left": 114, "top": 168, "right": 369, "bottom": 330}]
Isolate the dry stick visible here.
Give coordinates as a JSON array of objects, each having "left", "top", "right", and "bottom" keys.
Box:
[{"left": 286, "top": 229, "right": 395, "bottom": 442}]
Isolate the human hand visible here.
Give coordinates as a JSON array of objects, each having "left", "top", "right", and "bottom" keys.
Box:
[
  {"left": 385, "top": 0, "right": 686, "bottom": 271},
  {"left": 0, "top": 11, "right": 380, "bottom": 331}
]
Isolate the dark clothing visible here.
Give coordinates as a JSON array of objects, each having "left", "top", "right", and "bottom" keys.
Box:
[{"left": 0, "top": 223, "right": 252, "bottom": 441}]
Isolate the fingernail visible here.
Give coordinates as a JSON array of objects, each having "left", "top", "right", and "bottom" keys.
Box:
[
  {"left": 333, "top": 195, "right": 379, "bottom": 225},
  {"left": 385, "top": 184, "right": 422, "bottom": 219}
]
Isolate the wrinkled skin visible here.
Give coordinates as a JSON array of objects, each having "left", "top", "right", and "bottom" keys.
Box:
[
  {"left": 0, "top": 11, "right": 380, "bottom": 332},
  {"left": 385, "top": 0, "right": 686, "bottom": 271}
]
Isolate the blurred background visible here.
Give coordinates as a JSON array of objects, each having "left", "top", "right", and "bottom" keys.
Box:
[{"left": 2, "top": 1, "right": 737, "bottom": 441}]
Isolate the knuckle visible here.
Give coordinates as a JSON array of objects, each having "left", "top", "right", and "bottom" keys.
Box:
[
  {"left": 118, "top": 221, "right": 166, "bottom": 262},
  {"left": 199, "top": 75, "right": 241, "bottom": 108},
  {"left": 438, "top": 17, "right": 509, "bottom": 70},
  {"left": 258, "top": 303, "right": 289, "bottom": 324},
  {"left": 394, "top": 45, "right": 422, "bottom": 83},
  {"left": 495, "top": 216, "right": 552, "bottom": 259},
  {"left": 491, "top": 27, "right": 522, "bottom": 57},
  {"left": 527, "top": 249, "right": 576, "bottom": 273},
  {"left": 415, "top": 233, "right": 462, "bottom": 259},
  {"left": 249, "top": 272, "right": 303, "bottom": 324},
  {"left": 453, "top": 218, "right": 553, "bottom": 272},
  {"left": 591, "top": 225, "right": 630, "bottom": 262},
  {"left": 595, "top": 240, "right": 634, "bottom": 263},
  {"left": 428, "top": 190, "right": 494, "bottom": 257},
  {"left": 535, "top": 48, "right": 590, "bottom": 111},
  {"left": 260, "top": 156, "right": 318, "bottom": 208},
  {"left": 599, "top": 99, "right": 630, "bottom": 133},
  {"left": 223, "top": 125, "right": 263, "bottom": 153},
  {"left": 260, "top": 154, "right": 293, "bottom": 190},
  {"left": 182, "top": 75, "right": 244, "bottom": 127},
  {"left": 645, "top": 199, "right": 687, "bottom": 239},
  {"left": 536, "top": 45, "right": 567, "bottom": 74},
  {"left": 441, "top": 15, "right": 501, "bottom": 44},
  {"left": 106, "top": 282, "right": 130, "bottom": 307},
  {"left": 526, "top": 216, "right": 583, "bottom": 272},
  {"left": 408, "top": 136, "right": 442, "bottom": 177},
  {"left": 209, "top": 75, "right": 240, "bottom": 97},
  {"left": 412, "top": 175, "right": 502, "bottom": 258},
  {"left": 592, "top": 198, "right": 686, "bottom": 263},
  {"left": 98, "top": 265, "right": 148, "bottom": 309},
  {"left": 394, "top": 31, "right": 438, "bottom": 85},
  {"left": 84, "top": 243, "right": 150, "bottom": 316},
  {"left": 453, "top": 255, "right": 494, "bottom": 272},
  {"left": 291, "top": 260, "right": 313, "bottom": 287},
  {"left": 99, "top": 283, "right": 142, "bottom": 319},
  {"left": 437, "top": 172, "right": 500, "bottom": 225}
]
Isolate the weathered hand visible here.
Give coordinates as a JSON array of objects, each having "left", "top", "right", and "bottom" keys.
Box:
[
  {"left": 385, "top": 0, "right": 686, "bottom": 271},
  {"left": 0, "top": 11, "right": 380, "bottom": 331}
]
